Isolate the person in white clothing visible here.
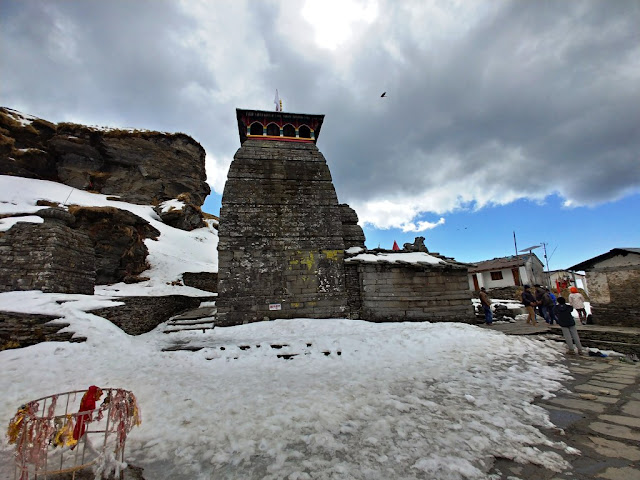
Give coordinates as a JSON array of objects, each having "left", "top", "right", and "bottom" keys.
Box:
[{"left": 568, "top": 286, "right": 587, "bottom": 325}]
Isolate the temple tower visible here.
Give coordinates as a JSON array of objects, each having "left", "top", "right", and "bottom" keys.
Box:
[{"left": 216, "top": 109, "right": 365, "bottom": 326}]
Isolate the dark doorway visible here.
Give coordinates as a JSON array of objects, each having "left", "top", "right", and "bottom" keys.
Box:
[
  {"left": 472, "top": 274, "right": 479, "bottom": 291},
  {"left": 511, "top": 268, "right": 521, "bottom": 286}
]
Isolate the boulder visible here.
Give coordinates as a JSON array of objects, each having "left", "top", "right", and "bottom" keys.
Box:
[{"left": 153, "top": 194, "right": 205, "bottom": 231}]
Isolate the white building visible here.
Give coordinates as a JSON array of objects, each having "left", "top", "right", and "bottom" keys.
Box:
[
  {"left": 548, "top": 269, "right": 588, "bottom": 295},
  {"left": 468, "top": 254, "right": 545, "bottom": 291}
]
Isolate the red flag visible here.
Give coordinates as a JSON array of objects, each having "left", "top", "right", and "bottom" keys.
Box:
[
  {"left": 392, "top": 240, "right": 400, "bottom": 251},
  {"left": 72, "top": 386, "right": 102, "bottom": 445}
]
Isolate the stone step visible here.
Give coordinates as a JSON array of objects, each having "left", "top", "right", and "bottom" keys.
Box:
[
  {"left": 161, "top": 345, "right": 205, "bottom": 352},
  {"left": 166, "top": 319, "right": 215, "bottom": 326},
  {"left": 163, "top": 326, "right": 215, "bottom": 334},
  {"left": 170, "top": 306, "right": 217, "bottom": 321}
]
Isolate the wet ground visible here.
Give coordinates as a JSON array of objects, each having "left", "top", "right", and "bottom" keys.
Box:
[{"left": 487, "top": 334, "right": 640, "bottom": 480}]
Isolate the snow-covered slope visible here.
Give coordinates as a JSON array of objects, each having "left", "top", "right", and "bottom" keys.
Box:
[{"left": 0, "top": 174, "right": 218, "bottom": 297}]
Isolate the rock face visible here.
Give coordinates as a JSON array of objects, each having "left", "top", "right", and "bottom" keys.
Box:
[
  {"left": 153, "top": 195, "right": 206, "bottom": 231},
  {"left": 217, "top": 139, "right": 360, "bottom": 326},
  {"left": 0, "top": 107, "right": 210, "bottom": 207},
  {"left": 70, "top": 206, "right": 160, "bottom": 284}
]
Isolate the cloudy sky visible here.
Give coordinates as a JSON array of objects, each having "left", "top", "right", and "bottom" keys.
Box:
[{"left": 2, "top": 0, "right": 639, "bottom": 269}]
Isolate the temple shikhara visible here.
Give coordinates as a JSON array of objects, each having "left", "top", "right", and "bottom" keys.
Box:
[{"left": 216, "top": 107, "right": 473, "bottom": 327}]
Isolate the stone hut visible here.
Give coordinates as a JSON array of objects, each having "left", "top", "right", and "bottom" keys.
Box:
[
  {"left": 217, "top": 108, "right": 473, "bottom": 326},
  {"left": 568, "top": 248, "right": 640, "bottom": 327},
  {"left": 345, "top": 249, "right": 473, "bottom": 322}
]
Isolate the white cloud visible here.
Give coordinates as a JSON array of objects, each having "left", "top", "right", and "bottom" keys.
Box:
[{"left": 301, "top": 0, "right": 379, "bottom": 50}]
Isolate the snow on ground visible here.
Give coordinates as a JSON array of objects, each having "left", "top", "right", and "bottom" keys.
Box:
[
  {"left": 0, "top": 293, "right": 575, "bottom": 480},
  {"left": 0, "top": 174, "right": 584, "bottom": 478},
  {"left": 0, "top": 175, "right": 218, "bottom": 297}
]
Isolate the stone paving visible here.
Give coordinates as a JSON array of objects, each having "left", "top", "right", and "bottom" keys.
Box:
[{"left": 489, "top": 342, "right": 640, "bottom": 479}]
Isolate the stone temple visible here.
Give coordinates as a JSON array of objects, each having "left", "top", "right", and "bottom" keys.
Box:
[
  {"left": 216, "top": 109, "right": 365, "bottom": 326},
  {"left": 216, "top": 108, "right": 473, "bottom": 326}
]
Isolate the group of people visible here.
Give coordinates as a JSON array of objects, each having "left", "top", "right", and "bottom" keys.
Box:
[{"left": 479, "top": 284, "right": 588, "bottom": 355}]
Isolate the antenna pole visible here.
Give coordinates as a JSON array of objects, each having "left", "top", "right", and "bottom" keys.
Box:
[
  {"left": 513, "top": 231, "right": 521, "bottom": 286},
  {"left": 542, "top": 242, "right": 551, "bottom": 287}
]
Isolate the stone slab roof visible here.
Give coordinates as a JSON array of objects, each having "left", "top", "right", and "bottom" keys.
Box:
[
  {"left": 345, "top": 249, "right": 470, "bottom": 269},
  {"left": 567, "top": 248, "right": 640, "bottom": 271}
]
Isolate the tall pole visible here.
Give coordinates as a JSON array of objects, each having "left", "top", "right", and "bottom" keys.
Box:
[
  {"left": 542, "top": 242, "right": 551, "bottom": 287},
  {"left": 513, "top": 231, "right": 522, "bottom": 286}
]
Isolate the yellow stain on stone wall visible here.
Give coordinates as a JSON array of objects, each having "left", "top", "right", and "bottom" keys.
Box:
[
  {"left": 300, "top": 251, "right": 315, "bottom": 270},
  {"left": 322, "top": 250, "right": 341, "bottom": 261}
]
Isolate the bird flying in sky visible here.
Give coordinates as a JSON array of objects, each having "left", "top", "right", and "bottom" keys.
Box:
[{"left": 380, "top": 92, "right": 387, "bottom": 97}]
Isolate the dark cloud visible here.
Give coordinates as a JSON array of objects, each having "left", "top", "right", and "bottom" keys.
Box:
[{"left": 1, "top": 0, "right": 638, "bottom": 228}]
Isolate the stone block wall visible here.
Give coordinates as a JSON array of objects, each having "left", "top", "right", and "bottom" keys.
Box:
[
  {"left": 217, "top": 140, "right": 350, "bottom": 326},
  {"left": 350, "top": 262, "right": 474, "bottom": 323},
  {"left": 588, "top": 267, "right": 640, "bottom": 327},
  {"left": 0, "top": 311, "right": 85, "bottom": 350},
  {"left": 0, "top": 212, "right": 95, "bottom": 294},
  {"left": 90, "top": 295, "right": 212, "bottom": 335}
]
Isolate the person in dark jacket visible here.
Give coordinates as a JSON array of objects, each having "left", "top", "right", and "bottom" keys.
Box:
[
  {"left": 535, "top": 285, "right": 553, "bottom": 324},
  {"left": 521, "top": 285, "right": 538, "bottom": 326},
  {"left": 478, "top": 287, "right": 493, "bottom": 325},
  {"left": 546, "top": 287, "right": 558, "bottom": 324},
  {"left": 554, "top": 297, "right": 584, "bottom": 355}
]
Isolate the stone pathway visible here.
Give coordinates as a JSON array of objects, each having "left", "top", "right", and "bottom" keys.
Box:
[{"left": 490, "top": 353, "right": 640, "bottom": 480}]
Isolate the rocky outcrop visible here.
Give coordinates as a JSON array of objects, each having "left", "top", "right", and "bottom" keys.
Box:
[
  {"left": 69, "top": 206, "right": 160, "bottom": 285},
  {"left": 0, "top": 205, "right": 162, "bottom": 293},
  {"left": 0, "top": 107, "right": 210, "bottom": 207},
  {"left": 153, "top": 194, "right": 205, "bottom": 231}
]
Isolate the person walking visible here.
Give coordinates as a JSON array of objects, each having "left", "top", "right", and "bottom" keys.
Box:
[
  {"left": 479, "top": 287, "right": 493, "bottom": 325},
  {"left": 568, "top": 287, "right": 587, "bottom": 325},
  {"left": 521, "top": 285, "right": 538, "bottom": 326},
  {"left": 535, "top": 285, "right": 553, "bottom": 324},
  {"left": 554, "top": 296, "right": 584, "bottom": 355}
]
